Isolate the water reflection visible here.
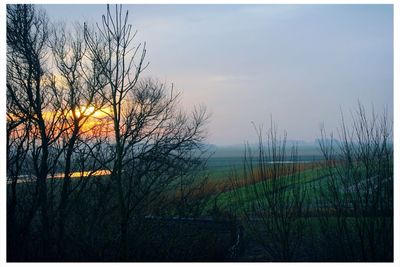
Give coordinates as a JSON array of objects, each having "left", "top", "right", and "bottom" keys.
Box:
[{"left": 7, "top": 169, "right": 111, "bottom": 184}]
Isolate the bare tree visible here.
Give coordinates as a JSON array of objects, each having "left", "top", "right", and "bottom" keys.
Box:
[
  {"left": 84, "top": 5, "right": 209, "bottom": 259},
  {"left": 6, "top": 94, "right": 32, "bottom": 257},
  {"left": 230, "top": 122, "right": 307, "bottom": 261},
  {"left": 6, "top": 4, "right": 67, "bottom": 258},
  {"left": 7, "top": 4, "right": 210, "bottom": 261},
  {"left": 316, "top": 103, "right": 393, "bottom": 261},
  {"left": 49, "top": 23, "right": 109, "bottom": 256}
]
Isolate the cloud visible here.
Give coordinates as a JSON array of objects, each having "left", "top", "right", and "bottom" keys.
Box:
[{"left": 209, "top": 74, "right": 249, "bottom": 83}]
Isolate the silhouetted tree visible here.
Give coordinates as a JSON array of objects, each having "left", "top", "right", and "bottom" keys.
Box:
[
  {"left": 230, "top": 121, "right": 307, "bottom": 261},
  {"left": 7, "top": 4, "right": 64, "bottom": 258},
  {"left": 316, "top": 103, "right": 392, "bottom": 261},
  {"left": 7, "top": 4, "right": 210, "bottom": 261},
  {"left": 49, "top": 23, "right": 109, "bottom": 257},
  {"left": 84, "top": 5, "right": 209, "bottom": 260}
]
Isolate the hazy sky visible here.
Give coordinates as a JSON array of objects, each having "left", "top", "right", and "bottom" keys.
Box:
[{"left": 40, "top": 4, "right": 393, "bottom": 145}]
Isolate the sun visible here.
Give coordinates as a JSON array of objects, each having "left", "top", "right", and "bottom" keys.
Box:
[
  {"left": 73, "top": 105, "right": 111, "bottom": 119},
  {"left": 74, "top": 106, "right": 94, "bottom": 118},
  {"left": 72, "top": 105, "right": 113, "bottom": 136}
]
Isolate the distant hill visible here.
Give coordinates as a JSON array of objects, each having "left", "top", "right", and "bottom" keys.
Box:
[{"left": 206, "top": 142, "right": 324, "bottom": 159}]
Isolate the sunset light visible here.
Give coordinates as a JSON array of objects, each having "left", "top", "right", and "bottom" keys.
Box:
[{"left": 72, "top": 105, "right": 110, "bottom": 119}]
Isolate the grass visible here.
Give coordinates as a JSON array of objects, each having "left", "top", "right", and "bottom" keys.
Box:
[
  {"left": 202, "top": 165, "right": 328, "bottom": 212},
  {"left": 8, "top": 156, "right": 393, "bottom": 261},
  {"left": 202, "top": 159, "right": 392, "bottom": 217}
]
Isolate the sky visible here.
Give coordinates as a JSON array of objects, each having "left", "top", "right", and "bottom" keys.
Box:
[{"left": 40, "top": 4, "right": 393, "bottom": 145}]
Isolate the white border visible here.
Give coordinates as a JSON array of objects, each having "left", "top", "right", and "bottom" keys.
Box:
[
  {"left": 1, "top": 0, "right": 398, "bottom": 266},
  {"left": 0, "top": 0, "right": 6, "bottom": 265},
  {"left": 393, "top": 0, "right": 398, "bottom": 266},
  {"left": 1, "top": 0, "right": 399, "bottom": 4}
]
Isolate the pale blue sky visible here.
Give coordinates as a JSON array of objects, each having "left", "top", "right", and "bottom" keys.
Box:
[{"left": 40, "top": 4, "right": 393, "bottom": 145}]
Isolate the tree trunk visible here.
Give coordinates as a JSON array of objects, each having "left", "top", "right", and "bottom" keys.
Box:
[
  {"left": 57, "top": 133, "right": 78, "bottom": 258},
  {"left": 38, "top": 119, "right": 50, "bottom": 259},
  {"left": 119, "top": 213, "right": 129, "bottom": 260}
]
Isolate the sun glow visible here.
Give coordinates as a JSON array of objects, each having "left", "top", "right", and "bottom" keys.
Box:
[
  {"left": 52, "top": 169, "right": 112, "bottom": 178},
  {"left": 73, "top": 105, "right": 110, "bottom": 119},
  {"left": 7, "top": 104, "right": 114, "bottom": 138},
  {"left": 72, "top": 105, "right": 113, "bottom": 136},
  {"left": 75, "top": 106, "right": 95, "bottom": 118}
]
